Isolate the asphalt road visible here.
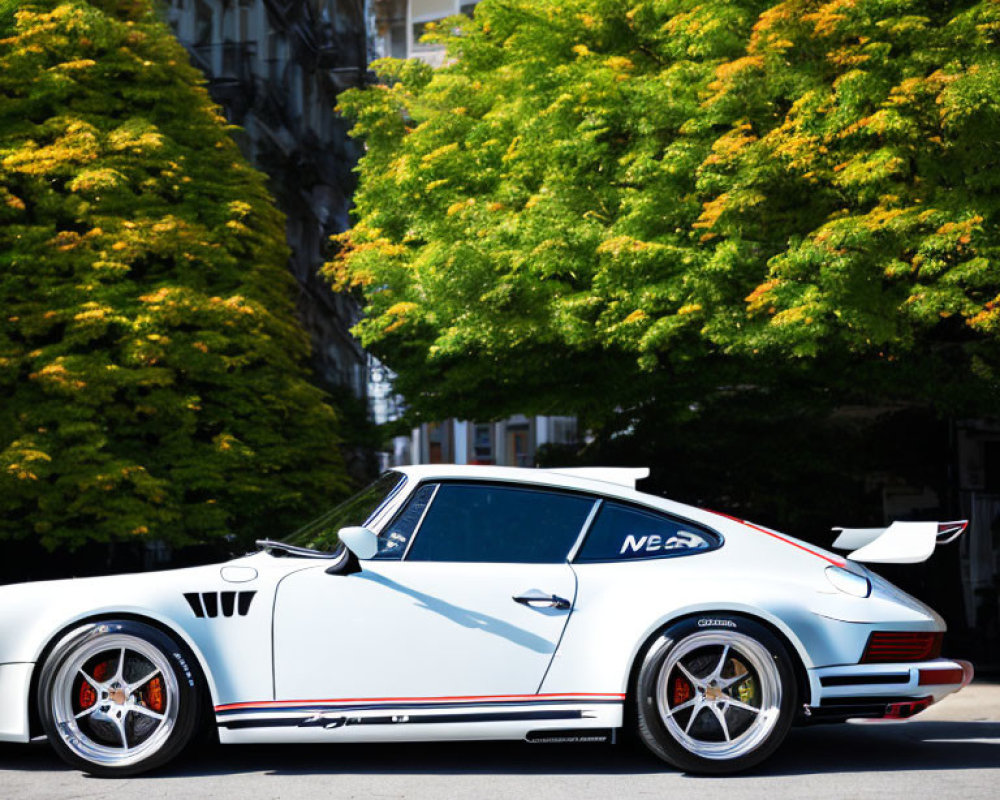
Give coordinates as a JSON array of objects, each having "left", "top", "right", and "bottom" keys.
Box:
[{"left": 2, "top": 683, "right": 998, "bottom": 800}]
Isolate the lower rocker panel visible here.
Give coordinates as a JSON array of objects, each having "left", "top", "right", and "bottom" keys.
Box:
[{"left": 216, "top": 700, "right": 624, "bottom": 745}]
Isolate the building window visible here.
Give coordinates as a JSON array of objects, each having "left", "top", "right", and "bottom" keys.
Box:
[
  {"left": 266, "top": 30, "right": 282, "bottom": 82},
  {"left": 238, "top": 0, "right": 251, "bottom": 42},
  {"left": 195, "top": 0, "right": 212, "bottom": 47},
  {"left": 550, "top": 417, "right": 578, "bottom": 446},
  {"left": 411, "top": 1, "right": 478, "bottom": 47},
  {"left": 506, "top": 424, "right": 530, "bottom": 467},
  {"left": 427, "top": 422, "right": 448, "bottom": 464},
  {"left": 410, "top": 0, "right": 455, "bottom": 49},
  {"left": 389, "top": 21, "right": 407, "bottom": 58},
  {"left": 472, "top": 423, "right": 493, "bottom": 464}
]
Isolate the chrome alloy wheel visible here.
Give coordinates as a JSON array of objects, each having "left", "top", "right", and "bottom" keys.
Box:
[
  {"left": 49, "top": 633, "right": 180, "bottom": 768},
  {"left": 654, "top": 630, "right": 782, "bottom": 761}
]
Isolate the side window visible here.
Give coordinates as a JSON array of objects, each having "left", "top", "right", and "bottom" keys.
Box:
[
  {"left": 576, "top": 503, "right": 719, "bottom": 562},
  {"left": 372, "top": 483, "right": 437, "bottom": 560},
  {"left": 406, "top": 483, "right": 596, "bottom": 563}
]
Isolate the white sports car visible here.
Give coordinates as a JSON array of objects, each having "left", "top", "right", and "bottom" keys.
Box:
[{"left": 0, "top": 465, "right": 974, "bottom": 776}]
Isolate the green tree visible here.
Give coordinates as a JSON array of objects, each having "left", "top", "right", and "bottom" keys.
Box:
[
  {"left": 0, "top": 0, "right": 348, "bottom": 550},
  {"left": 331, "top": 0, "right": 1000, "bottom": 427}
]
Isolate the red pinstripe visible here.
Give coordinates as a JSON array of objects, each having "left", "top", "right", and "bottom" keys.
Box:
[
  {"left": 215, "top": 692, "right": 626, "bottom": 713},
  {"left": 706, "top": 509, "right": 846, "bottom": 567}
]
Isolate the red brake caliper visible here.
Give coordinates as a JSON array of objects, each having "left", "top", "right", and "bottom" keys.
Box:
[
  {"left": 146, "top": 677, "right": 165, "bottom": 713},
  {"left": 78, "top": 682, "right": 96, "bottom": 710},
  {"left": 93, "top": 660, "right": 110, "bottom": 682},
  {"left": 672, "top": 675, "right": 692, "bottom": 706},
  {"left": 78, "top": 659, "right": 111, "bottom": 711}
]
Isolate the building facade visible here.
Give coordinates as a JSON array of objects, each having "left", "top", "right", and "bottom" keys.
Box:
[
  {"left": 164, "top": 0, "right": 369, "bottom": 398},
  {"left": 162, "top": 1, "right": 574, "bottom": 469},
  {"left": 410, "top": 416, "right": 579, "bottom": 467}
]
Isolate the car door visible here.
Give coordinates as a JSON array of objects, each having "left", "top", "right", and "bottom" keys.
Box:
[{"left": 272, "top": 482, "right": 598, "bottom": 701}]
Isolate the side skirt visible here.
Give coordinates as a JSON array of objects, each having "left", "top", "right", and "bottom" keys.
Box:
[{"left": 215, "top": 695, "right": 624, "bottom": 745}]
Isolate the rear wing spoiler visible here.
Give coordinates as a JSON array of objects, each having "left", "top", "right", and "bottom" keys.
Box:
[{"left": 831, "top": 521, "right": 968, "bottom": 564}]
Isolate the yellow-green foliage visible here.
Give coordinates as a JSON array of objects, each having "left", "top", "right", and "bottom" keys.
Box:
[
  {"left": 0, "top": 0, "right": 347, "bottom": 549},
  {"left": 332, "top": 0, "right": 1000, "bottom": 422}
]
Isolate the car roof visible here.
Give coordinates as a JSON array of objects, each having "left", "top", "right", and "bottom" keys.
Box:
[
  {"left": 388, "top": 465, "right": 737, "bottom": 535},
  {"left": 391, "top": 464, "right": 668, "bottom": 508}
]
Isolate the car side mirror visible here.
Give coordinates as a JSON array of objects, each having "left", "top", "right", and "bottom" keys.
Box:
[{"left": 338, "top": 526, "right": 379, "bottom": 560}]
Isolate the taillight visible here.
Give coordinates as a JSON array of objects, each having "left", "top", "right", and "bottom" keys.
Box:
[{"left": 861, "top": 631, "right": 943, "bottom": 663}]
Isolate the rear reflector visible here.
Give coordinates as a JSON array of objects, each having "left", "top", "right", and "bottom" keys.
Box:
[
  {"left": 918, "top": 668, "right": 966, "bottom": 686},
  {"left": 883, "top": 697, "right": 933, "bottom": 719},
  {"left": 862, "top": 632, "right": 943, "bottom": 663}
]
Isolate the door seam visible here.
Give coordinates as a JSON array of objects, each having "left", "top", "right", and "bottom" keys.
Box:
[{"left": 535, "top": 563, "right": 578, "bottom": 694}]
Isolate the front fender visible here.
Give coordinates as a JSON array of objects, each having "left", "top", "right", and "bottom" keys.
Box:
[{"left": 0, "top": 552, "right": 303, "bottom": 742}]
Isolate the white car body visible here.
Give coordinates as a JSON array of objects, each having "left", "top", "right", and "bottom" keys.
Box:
[{"left": 0, "top": 464, "right": 973, "bottom": 753}]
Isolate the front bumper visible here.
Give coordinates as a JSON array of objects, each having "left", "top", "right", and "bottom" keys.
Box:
[
  {"left": 804, "top": 658, "right": 974, "bottom": 723},
  {"left": 0, "top": 662, "right": 34, "bottom": 742}
]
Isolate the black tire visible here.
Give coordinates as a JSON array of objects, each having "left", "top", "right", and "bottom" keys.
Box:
[
  {"left": 635, "top": 614, "right": 797, "bottom": 774},
  {"left": 37, "top": 619, "right": 203, "bottom": 777}
]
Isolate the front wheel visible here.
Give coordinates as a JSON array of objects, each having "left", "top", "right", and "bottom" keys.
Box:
[
  {"left": 38, "top": 620, "right": 203, "bottom": 777},
  {"left": 635, "top": 615, "right": 798, "bottom": 774}
]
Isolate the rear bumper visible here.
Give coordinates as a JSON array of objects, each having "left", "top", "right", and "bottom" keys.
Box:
[
  {"left": 0, "top": 662, "right": 33, "bottom": 742},
  {"left": 804, "top": 658, "right": 973, "bottom": 723}
]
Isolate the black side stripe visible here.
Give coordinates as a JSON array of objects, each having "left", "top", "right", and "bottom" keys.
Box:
[{"left": 219, "top": 709, "right": 584, "bottom": 730}]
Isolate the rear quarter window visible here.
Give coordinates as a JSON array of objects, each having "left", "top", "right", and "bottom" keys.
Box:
[{"left": 575, "top": 502, "right": 721, "bottom": 562}]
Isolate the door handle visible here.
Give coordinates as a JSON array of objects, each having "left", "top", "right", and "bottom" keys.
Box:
[{"left": 513, "top": 592, "right": 571, "bottom": 610}]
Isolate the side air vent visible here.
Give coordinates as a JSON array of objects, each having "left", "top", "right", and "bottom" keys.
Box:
[{"left": 184, "top": 591, "right": 256, "bottom": 619}]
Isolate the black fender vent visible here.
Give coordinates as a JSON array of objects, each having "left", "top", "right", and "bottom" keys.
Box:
[{"left": 184, "top": 591, "right": 256, "bottom": 618}]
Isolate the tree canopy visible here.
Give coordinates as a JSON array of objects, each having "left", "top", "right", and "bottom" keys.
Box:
[
  {"left": 0, "top": 0, "right": 348, "bottom": 550},
  {"left": 331, "top": 0, "right": 1000, "bottom": 427}
]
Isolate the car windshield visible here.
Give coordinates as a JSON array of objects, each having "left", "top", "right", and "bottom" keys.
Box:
[{"left": 279, "top": 471, "right": 407, "bottom": 553}]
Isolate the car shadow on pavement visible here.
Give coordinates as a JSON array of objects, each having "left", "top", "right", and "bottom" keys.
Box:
[
  {"left": 745, "top": 720, "right": 1000, "bottom": 778},
  {"left": 1, "top": 720, "right": 997, "bottom": 779}
]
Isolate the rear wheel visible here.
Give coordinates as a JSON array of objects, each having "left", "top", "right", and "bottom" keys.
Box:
[
  {"left": 38, "top": 620, "right": 202, "bottom": 777},
  {"left": 635, "top": 615, "right": 797, "bottom": 774}
]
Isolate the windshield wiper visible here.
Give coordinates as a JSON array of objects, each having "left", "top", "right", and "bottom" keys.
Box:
[{"left": 255, "top": 539, "right": 340, "bottom": 559}]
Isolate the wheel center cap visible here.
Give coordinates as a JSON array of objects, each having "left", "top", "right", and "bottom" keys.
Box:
[
  {"left": 109, "top": 688, "right": 128, "bottom": 705},
  {"left": 705, "top": 686, "right": 725, "bottom": 701}
]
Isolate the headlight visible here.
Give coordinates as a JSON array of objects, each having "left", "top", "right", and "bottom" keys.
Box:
[{"left": 825, "top": 565, "right": 872, "bottom": 598}]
